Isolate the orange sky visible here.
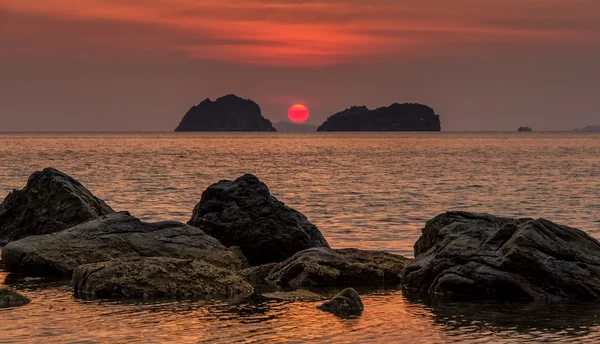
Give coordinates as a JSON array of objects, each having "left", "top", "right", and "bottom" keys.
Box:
[{"left": 1, "top": 0, "right": 599, "bottom": 130}]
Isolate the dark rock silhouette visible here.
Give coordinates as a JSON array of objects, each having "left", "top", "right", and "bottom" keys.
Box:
[
  {"left": 0, "top": 288, "right": 30, "bottom": 308},
  {"left": 73, "top": 257, "right": 253, "bottom": 300},
  {"left": 0, "top": 168, "right": 114, "bottom": 245},
  {"left": 175, "top": 94, "right": 276, "bottom": 132},
  {"left": 317, "top": 288, "right": 364, "bottom": 317},
  {"left": 238, "top": 247, "right": 410, "bottom": 289},
  {"left": 273, "top": 121, "right": 318, "bottom": 132},
  {"left": 188, "top": 174, "right": 330, "bottom": 266},
  {"left": 518, "top": 126, "right": 533, "bottom": 132},
  {"left": 317, "top": 104, "right": 440, "bottom": 131},
  {"left": 1, "top": 212, "right": 243, "bottom": 276},
  {"left": 573, "top": 125, "right": 600, "bottom": 132},
  {"left": 403, "top": 211, "right": 600, "bottom": 302}
]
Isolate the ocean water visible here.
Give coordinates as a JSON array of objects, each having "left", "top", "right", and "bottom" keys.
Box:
[{"left": 1, "top": 132, "right": 599, "bottom": 343}]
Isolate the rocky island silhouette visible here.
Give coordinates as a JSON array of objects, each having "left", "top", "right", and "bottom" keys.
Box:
[
  {"left": 317, "top": 103, "right": 441, "bottom": 131},
  {"left": 175, "top": 94, "right": 276, "bottom": 132}
]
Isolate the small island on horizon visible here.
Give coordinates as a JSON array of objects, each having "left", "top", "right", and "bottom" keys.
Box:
[{"left": 572, "top": 125, "right": 600, "bottom": 132}]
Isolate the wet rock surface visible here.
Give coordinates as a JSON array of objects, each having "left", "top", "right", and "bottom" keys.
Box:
[
  {"left": 261, "top": 289, "right": 326, "bottom": 301},
  {"left": 1, "top": 212, "right": 242, "bottom": 277},
  {"left": 239, "top": 247, "right": 410, "bottom": 289},
  {"left": 189, "top": 174, "right": 329, "bottom": 266},
  {"left": 317, "top": 288, "right": 364, "bottom": 317},
  {"left": 403, "top": 211, "right": 600, "bottom": 302},
  {"left": 0, "top": 168, "right": 114, "bottom": 245},
  {"left": 73, "top": 257, "right": 253, "bottom": 300},
  {"left": 0, "top": 288, "right": 30, "bottom": 308}
]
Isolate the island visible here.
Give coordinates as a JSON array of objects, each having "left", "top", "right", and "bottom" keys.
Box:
[
  {"left": 175, "top": 94, "right": 276, "bottom": 132},
  {"left": 316, "top": 103, "right": 441, "bottom": 131},
  {"left": 518, "top": 126, "right": 533, "bottom": 132},
  {"left": 273, "top": 121, "right": 318, "bottom": 132},
  {"left": 573, "top": 125, "right": 600, "bottom": 132}
]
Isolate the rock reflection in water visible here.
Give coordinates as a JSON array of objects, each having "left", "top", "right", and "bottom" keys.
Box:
[{"left": 405, "top": 293, "right": 600, "bottom": 341}]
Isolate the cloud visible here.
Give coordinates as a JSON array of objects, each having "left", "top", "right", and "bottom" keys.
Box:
[{"left": 1, "top": 0, "right": 599, "bottom": 66}]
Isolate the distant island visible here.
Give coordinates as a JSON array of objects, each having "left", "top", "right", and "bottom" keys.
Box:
[
  {"left": 316, "top": 103, "right": 441, "bottom": 131},
  {"left": 573, "top": 125, "right": 600, "bottom": 132},
  {"left": 175, "top": 94, "right": 276, "bottom": 132},
  {"left": 273, "top": 121, "right": 318, "bottom": 132},
  {"left": 518, "top": 126, "right": 533, "bottom": 132}
]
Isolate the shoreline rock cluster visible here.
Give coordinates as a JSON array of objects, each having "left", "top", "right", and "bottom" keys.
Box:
[{"left": 1, "top": 168, "right": 600, "bottom": 315}]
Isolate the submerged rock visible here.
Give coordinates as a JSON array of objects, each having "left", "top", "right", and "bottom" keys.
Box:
[
  {"left": 317, "top": 288, "right": 364, "bottom": 317},
  {"left": 261, "top": 289, "right": 325, "bottom": 301},
  {"left": 1, "top": 212, "right": 242, "bottom": 277},
  {"left": 239, "top": 247, "right": 410, "bottom": 289},
  {"left": 174, "top": 94, "right": 276, "bottom": 132},
  {"left": 403, "top": 211, "right": 600, "bottom": 302},
  {"left": 0, "top": 288, "right": 30, "bottom": 308},
  {"left": 73, "top": 257, "right": 253, "bottom": 300},
  {"left": 188, "top": 174, "right": 329, "bottom": 266},
  {"left": 0, "top": 168, "right": 114, "bottom": 245},
  {"left": 317, "top": 103, "right": 441, "bottom": 131}
]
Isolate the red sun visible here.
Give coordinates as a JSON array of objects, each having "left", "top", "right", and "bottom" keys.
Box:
[{"left": 288, "top": 104, "right": 309, "bottom": 123}]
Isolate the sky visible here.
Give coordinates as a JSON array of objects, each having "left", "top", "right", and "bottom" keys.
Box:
[{"left": 1, "top": 0, "right": 599, "bottom": 131}]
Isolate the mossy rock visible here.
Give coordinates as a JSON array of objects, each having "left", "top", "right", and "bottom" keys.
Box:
[
  {"left": 261, "top": 290, "right": 326, "bottom": 301},
  {"left": 73, "top": 257, "right": 253, "bottom": 300}
]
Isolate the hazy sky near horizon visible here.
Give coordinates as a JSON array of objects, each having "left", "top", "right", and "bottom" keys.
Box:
[{"left": 1, "top": 0, "right": 599, "bottom": 131}]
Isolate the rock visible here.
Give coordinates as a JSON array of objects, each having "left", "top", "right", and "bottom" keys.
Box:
[
  {"left": 238, "top": 263, "right": 278, "bottom": 286},
  {"left": 188, "top": 174, "right": 329, "bottom": 266},
  {"left": 261, "top": 290, "right": 326, "bottom": 301},
  {"left": 0, "top": 168, "right": 114, "bottom": 245},
  {"left": 174, "top": 94, "right": 276, "bottom": 132},
  {"left": 1, "top": 212, "right": 242, "bottom": 277},
  {"left": 403, "top": 211, "right": 600, "bottom": 302},
  {"left": 317, "top": 103, "right": 441, "bottom": 131},
  {"left": 72, "top": 257, "right": 253, "bottom": 300},
  {"left": 0, "top": 288, "right": 30, "bottom": 308},
  {"left": 239, "top": 247, "right": 410, "bottom": 289},
  {"left": 273, "top": 121, "right": 318, "bottom": 132},
  {"left": 317, "top": 288, "right": 364, "bottom": 317}
]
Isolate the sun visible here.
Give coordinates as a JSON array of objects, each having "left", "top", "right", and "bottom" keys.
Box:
[{"left": 288, "top": 104, "right": 309, "bottom": 123}]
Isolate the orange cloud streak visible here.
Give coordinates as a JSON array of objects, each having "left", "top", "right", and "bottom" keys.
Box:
[{"left": 1, "top": 0, "right": 599, "bottom": 66}]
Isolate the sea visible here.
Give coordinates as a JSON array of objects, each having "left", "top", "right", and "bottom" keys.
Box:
[{"left": 0, "top": 132, "right": 599, "bottom": 343}]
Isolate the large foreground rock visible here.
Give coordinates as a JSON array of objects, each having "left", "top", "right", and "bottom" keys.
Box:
[
  {"left": 73, "top": 257, "right": 253, "bottom": 300},
  {"left": 403, "top": 211, "right": 600, "bottom": 302},
  {"left": 0, "top": 168, "right": 114, "bottom": 245},
  {"left": 317, "top": 288, "right": 364, "bottom": 317},
  {"left": 1, "top": 212, "right": 242, "bottom": 276},
  {"left": 239, "top": 247, "right": 410, "bottom": 289},
  {"left": 189, "top": 174, "right": 329, "bottom": 266},
  {"left": 0, "top": 288, "right": 30, "bottom": 308}
]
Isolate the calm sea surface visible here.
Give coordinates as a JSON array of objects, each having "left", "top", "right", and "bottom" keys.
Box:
[{"left": 1, "top": 132, "right": 599, "bottom": 343}]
